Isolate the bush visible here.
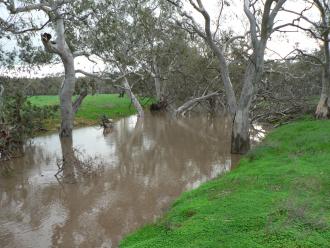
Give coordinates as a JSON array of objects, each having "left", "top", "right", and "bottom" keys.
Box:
[{"left": 0, "top": 89, "right": 57, "bottom": 161}]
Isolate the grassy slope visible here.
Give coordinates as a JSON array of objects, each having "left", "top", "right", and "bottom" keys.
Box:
[
  {"left": 29, "top": 94, "right": 150, "bottom": 129},
  {"left": 120, "top": 119, "right": 330, "bottom": 248}
]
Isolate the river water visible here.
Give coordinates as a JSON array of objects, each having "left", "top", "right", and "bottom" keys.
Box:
[{"left": 0, "top": 114, "right": 241, "bottom": 248}]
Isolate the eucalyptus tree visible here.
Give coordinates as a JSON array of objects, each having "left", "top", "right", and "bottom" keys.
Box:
[
  {"left": 78, "top": 0, "right": 151, "bottom": 118},
  {"left": 313, "top": 0, "right": 330, "bottom": 119},
  {"left": 137, "top": 1, "right": 188, "bottom": 103},
  {"left": 0, "top": 0, "right": 95, "bottom": 137},
  {"left": 282, "top": 1, "right": 330, "bottom": 118},
  {"left": 167, "top": 0, "right": 287, "bottom": 154}
]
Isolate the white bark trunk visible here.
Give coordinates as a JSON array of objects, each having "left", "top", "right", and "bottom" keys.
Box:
[
  {"left": 59, "top": 52, "right": 76, "bottom": 137},
  {"left": 316, "top": 94, "right": 329, "bottom": 119},
  {"left": 122, "top": 76, "right": 144, "bottom": 118},
  {"left": 152, "top": 57, "right": 162, "bottom": 101},
  {"left": 41, "top": 16, "right": 77, "bottom": 137},
  {"left": 316, "top": 37, "right": 330, "bottom": 119},
  {"left": 0, "top": 85, "right": 4, "bottom": 122},
  {"left": 211, "top": 45, "right": 237, "bottom": 116}
]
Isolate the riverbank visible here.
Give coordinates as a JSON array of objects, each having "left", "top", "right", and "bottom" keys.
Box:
[
  {"left": 29, "top": 94, "right": 151, "bottom": 131},
  {"left": 120, "top": 118, "right": 330, "bottom": 247}
]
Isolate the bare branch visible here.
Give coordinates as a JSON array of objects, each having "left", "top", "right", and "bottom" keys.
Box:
[{"left": 175, "top": 91, "right": 219, "bottom": 116}]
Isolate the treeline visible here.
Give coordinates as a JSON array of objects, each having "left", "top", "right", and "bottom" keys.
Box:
[{"left": 0, "top": 76, "right": 117, "bottom": 96}]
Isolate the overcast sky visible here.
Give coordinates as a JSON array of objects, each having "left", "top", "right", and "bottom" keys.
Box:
[{"left": 0, "top": 0, "right": 320, "bottom": 78}]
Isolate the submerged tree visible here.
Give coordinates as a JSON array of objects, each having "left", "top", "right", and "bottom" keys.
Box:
[
  {"left": 0, "top": 0, "right": 95, "bottom": 137},
  {"left": 167, "top": 0, "right": 287, "bottom": 154}
]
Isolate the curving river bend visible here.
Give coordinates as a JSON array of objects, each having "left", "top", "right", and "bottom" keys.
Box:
[{"left": 0, "top": 114, "right": 242, "bottom": 248}]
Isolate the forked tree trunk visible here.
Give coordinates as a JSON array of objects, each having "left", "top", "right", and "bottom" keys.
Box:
[{"left": 231, "top": 52, "right": 264, "bottom": 154}]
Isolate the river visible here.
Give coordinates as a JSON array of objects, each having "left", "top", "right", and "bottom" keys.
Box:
[{"left": 0, "top": 113, "right": 242, "bottom": 247}]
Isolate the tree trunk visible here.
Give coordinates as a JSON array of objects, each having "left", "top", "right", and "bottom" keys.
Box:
[
  {"left": 315, "top": 69, "right": 329, "bottom": 118},
  {"left": 316, "top": 40, "right": 330, "bottom": 119},
  {"left": 316, "top": 95, "right": 329, "bottom": 119},
  {"left": 59, "top": 52, "right": 76, "bottom": 137},
  {"left": 152, "top": 57, "right": 162, "bottom": 101},
  {"left": 231, "top": 54, "right": 263, "bottom": 154},
  {"left": 73, "top": 89, "right": 88, "bottom": 114},
  {"left": 59, "top": 137, "right": 76, "bottom": 183},
  {"left": 231, "top": 107, "right": 250, "bottom": 154},
  {"left": 122, "top": 76, "right": 144, "bottom": 118},
  {"left": 40, "top": 16, "right": 79, "bottom": 138},
  {"left": 212, "top": 47, "right": 237, "bottom": 116},
  {"left": 0, "top": 85, "right": 4, "bottom": 123}
]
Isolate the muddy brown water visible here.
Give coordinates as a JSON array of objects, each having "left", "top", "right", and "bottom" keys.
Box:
[{"left": 0, "top": 114, "right": 242, "bottom": 248}]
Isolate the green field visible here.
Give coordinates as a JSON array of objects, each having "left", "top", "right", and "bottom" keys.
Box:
[
  {"left": 29, "top": 94, "right": 151, "bottom": 130},
  {"left": 120, "top": 118, "right": 330, "bottom": 248}
]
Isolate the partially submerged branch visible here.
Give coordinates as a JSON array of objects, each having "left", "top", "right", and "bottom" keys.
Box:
[{"left": 175, "top": 91, "right": 219, "bottom": 117}]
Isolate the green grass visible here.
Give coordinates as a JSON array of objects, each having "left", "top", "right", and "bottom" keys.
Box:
[
  {"left": 29, "top": 94, "right": 151, "bottom": 130},
  {"left": 120, "top": 120, "right": 330, "bottom": 248}
]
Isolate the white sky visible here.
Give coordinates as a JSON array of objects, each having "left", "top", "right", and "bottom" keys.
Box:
[{"left": 0, "top": 0, "right": 320, "bottom": 78}]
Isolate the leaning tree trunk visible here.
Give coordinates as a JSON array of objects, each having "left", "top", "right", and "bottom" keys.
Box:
[
  {"left": 73, "top": 89, "right": 88, "bottom": 114},
  {"left": 122, "top": 76, "right": 144, "bottom": 118}
]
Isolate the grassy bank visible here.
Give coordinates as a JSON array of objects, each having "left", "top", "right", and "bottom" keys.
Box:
[
  {"left": 29, "top": 94, "right": 151, "bottom": 130},
  {"left": 120, "top": 119, "right": 330, "bottom": 247}
]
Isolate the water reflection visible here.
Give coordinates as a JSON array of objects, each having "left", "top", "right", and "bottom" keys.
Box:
[{"left": 0, "top": 114, "right": 238, "bottom": 248}]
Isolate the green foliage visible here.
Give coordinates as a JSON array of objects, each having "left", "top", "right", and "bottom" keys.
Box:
[
  {"left": 0, "top": 90, "right": 57, "bottom": 160},
  {"left": 120, "top": 120, "right": 330, "bottom": 248}
]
